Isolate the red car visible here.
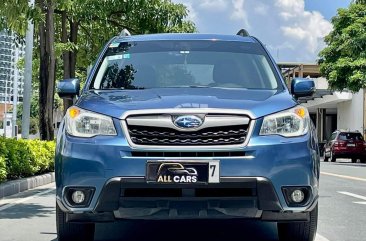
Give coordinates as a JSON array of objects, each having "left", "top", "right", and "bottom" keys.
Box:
[{"left": 323, "top": 130, "right": 366, "bottom": 163}]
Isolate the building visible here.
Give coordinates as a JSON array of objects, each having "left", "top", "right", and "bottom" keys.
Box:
[
  {"left": 0, "top": 30, "right": 25, "bottom": 129},
  {"left": 279, "top": 62, "right": 364, "bottom": 143}
]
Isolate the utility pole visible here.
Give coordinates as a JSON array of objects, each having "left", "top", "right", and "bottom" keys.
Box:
[
  {"left": 21, "top": 0, "right": 35, "bottom": 139},
  {"left": 12, "top": 47, "right": 19, "bottom": 138}
]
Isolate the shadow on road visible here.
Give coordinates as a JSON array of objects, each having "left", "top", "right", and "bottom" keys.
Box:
[
  {"left": 0, "top": 202, "right": 55, "bottom": 219},
  {"left": 0, "top": 188, "right": 55, "bottom": 220}
]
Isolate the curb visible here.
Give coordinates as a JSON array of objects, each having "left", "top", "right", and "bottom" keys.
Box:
[{"left": 0, "top": 172, "right": 55, "bottom": 199}]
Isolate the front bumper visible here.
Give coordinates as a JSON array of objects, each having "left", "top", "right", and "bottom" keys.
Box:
[
  {"left": 57, "top": 177, "right": 318, "bottom": 222},
  {"left": 55, "top": 118, "right": 320, "bottom": 221}
]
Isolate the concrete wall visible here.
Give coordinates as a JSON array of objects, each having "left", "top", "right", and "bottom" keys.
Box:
[
  {"left": 313, "top": 77, "right": 329, "bottom": 89},
  {"left": 337, "top": 89, "right": 364, "bottom": 132}
]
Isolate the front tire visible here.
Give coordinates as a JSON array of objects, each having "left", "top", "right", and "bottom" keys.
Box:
[
  {"left": 277, "top": 204, "right": 318, "bottom": 241},
  {"left": 56, "top": 203, "right": 95, "bottom": 241},
  {"left": 323, "top": 151, "right": 329, "bottom": 162},
  {"left": 330, "top": 151, "right": 336, "bottom": 162}
]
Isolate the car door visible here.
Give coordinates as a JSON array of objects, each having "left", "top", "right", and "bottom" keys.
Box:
[{"left": 325, "top": 132, "right": 337, "bottom": 156}]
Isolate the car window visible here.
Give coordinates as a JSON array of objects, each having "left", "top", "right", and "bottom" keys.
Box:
[
  {"left": 92, "top": 40, "right": 280, "bottom": 90},
  {"left": 338, "top": 133, "right": 364, "bottom": 141},
  {"left": 329, "top": 133, "right": 337, "bottom": 141}
]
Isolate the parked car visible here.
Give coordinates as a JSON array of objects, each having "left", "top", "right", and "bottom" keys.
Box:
[
  {"left": 323, "top": 130, "right": 366, "bottom": 163},
  {"left": 55, "top": 29, "right": 320, "bottom": 241}
]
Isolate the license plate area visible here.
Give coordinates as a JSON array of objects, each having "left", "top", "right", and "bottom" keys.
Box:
[{"left": 146, "top": 161, "right": 220, "bottom": 184}]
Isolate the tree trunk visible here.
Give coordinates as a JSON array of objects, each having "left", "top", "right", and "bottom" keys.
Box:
[
  {"left": 62, "top": 11, "right": 70, "bottom": 79},
  {"left": 61, "top": 11, "right": 72, "bottom": 114},
  {"left": 38, "top": 0, "right": 56, "bottom": 140},
  {"left": 61, "top": 16, "right": 79, "bottom": 113},
  {"left": 69, "top": 20, "right": 78, "bottom": 78}
]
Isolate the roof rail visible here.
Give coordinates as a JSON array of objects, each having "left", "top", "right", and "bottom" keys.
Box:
[
  {"left": 236, "top": 29, "right": 250, "bottom": 37},
  {"left": 119, "top": 29, "right": 131, "bottom": 37}
]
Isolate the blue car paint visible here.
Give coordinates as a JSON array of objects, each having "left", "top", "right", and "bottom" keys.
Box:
[
  {"left": 56, "top": 120, "right": 319, "bottom": 212},
  {"left": 77, "top": 88, "right": 296, "bottom": 119},
  {"left": 56, "top": 33, "right": 319, "bottom": 215}
]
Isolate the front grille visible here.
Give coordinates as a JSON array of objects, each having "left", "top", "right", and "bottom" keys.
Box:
[{"left": 128, "top": 125, "right": 248, "bottom": 146}]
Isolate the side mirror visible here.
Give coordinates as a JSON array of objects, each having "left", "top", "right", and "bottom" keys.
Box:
[
  {"left": 57, "top": 78, "right": 80, "bottom": 99},
  {"left": 291, "top": 78, "right": 315, "bottom": 98}
]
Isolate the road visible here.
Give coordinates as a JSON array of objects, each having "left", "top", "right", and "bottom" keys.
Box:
[{"left": 0, "top": 160, "right": 365, "bottom": 241}]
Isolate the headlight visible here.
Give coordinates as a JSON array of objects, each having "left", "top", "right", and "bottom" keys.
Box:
[
  {"left": 66, "top": 106, "right": 117, "bottom": 137},
  {"left": 259, "top": 106, "right": 309, "bottom": 137}
]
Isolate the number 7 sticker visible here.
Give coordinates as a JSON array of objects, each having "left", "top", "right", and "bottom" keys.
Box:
[{"left": 208, "top": 161, "right": 220, "bottom": 183}]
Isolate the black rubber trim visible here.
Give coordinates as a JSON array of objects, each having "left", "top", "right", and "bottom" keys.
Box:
[
  {"left": 94, "top": 177, "right": 282, "bottom": 212},
  {"left": 67, "top": 212, "right": 115, "bottom": 223},
  {"left": 262, "top": 211, "right": 309, "bottom": 221},
  {"left": 94, "top": 178, "right": 122, "bottom": 212},
  {"left": 257, "top": 178, "right": 282, "bottom": 210}
]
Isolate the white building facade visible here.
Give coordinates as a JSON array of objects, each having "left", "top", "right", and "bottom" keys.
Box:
[
  {"left": 280, "top": 63, "right": 364, "bottom": 143},
  {"left": 0, "top": 30, "right": 25, "bottom": 106},
  {"left": 0, "top": 30, "right": 25, "bottom": 134}
]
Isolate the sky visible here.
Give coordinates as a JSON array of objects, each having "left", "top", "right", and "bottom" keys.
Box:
[{"left": 172, "top": 0, "right": 352, "bottom": 63}]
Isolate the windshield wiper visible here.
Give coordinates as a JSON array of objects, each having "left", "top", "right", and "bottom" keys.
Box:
[{"left": 167, "top": 85, "right": 210, "bottom": 88}]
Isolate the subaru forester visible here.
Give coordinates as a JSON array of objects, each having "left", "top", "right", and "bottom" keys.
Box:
[{"left": 55, "top": 29, "right": 320, "bottom": 241}]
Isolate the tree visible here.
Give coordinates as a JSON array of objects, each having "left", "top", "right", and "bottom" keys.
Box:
[
  {"left": 0, "top": 0, "right": 196, "bottom": 140},
  {"left": 319, "top": 2, "right": 366, "bottom": 92},
  {"left": 38, "top": 0, "right": 56, "bottom": 140},
  {"left": 55, "top": 0, "right": 195, "bottom": 111}
]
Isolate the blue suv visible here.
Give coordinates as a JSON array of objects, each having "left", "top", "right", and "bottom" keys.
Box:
[{"left": 55, "top": 29, "right": 319, "bottom": 241}]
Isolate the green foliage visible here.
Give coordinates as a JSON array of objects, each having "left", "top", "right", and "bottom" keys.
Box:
[
  {"left": 0, "top": 138, "right": 55, "bottom": 183},
  {"left": 319, "top": 3, "right": 366, "bottom": 92},
  {"left": 1, "top": 0, "right": 196, "bottom": 140},
  {"left": 60, "top": 0, "right": 196, "bottom": 78},
  {"left": 0, "top": 156, "right": 6, "bottom": 182}
]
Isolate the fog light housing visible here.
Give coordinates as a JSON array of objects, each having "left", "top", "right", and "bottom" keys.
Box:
[
  {"left": 282, "top": 186, "right": 311, "bottom": 207},
  {"left": 291, "top": 189, "right": 305, "bottom": 203},
  {"left": 65, "top": 187, "right": 95, "bottom": 207},
  {"left": 72, "top": 191, "right": 85, "bottom": 204}
]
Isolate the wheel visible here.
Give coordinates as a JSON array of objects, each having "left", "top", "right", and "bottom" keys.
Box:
[
  {"left": 351, "top": 158, "right": 357, "bottom": 163},
  {"left": 56, "top": 203, "right": 95, "bottom": 241},
  {"left": 277, "top": 204, "right": 318, "bottom": 241},
  {"left": 330, "top": 151, "right": 336, "bottom": 162},
  {"left": 323, "top": 151, "right": 329, "bottom": 162},
  {"left": 361, "top": 158, "right": 366, "bottom": 164}
]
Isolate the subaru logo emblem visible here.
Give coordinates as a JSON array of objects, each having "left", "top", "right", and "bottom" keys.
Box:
[{"left": 173, "top": 115, "right": 203, "bottom": 129}]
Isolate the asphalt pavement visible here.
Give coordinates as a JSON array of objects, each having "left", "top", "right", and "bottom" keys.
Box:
[{"left": 0, "top": 159, "right": 365, "bottom": 241}]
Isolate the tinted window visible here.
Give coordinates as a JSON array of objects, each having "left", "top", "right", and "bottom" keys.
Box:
[
  {"left": 330, "top": 133, "right": 337, "bottom": 140},
  {"left": 91, "top": 40, "right": 280, "bottom": 90},
  {"left": 338, "top": 133, "right": 364, "bottom": 141}
]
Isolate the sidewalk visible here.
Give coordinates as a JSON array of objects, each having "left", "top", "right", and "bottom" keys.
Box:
[{"left": 0, "top": 172, "right": 55, "bottom": 199}]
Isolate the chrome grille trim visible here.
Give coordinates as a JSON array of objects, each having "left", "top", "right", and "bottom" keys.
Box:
[
  {"left": 120, "top": 108, "right": 255, "bottom": 119},
  {"left": 126, "top": 115, "right": 250, "bottom": 132},
  {"left": 120, "top": 109, "right": 255, "bottom": 150}
]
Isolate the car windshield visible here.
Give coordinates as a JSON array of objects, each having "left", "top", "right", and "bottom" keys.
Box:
[
  {"left": 339, "top": 133, "right": 364, "bottom": 141},
  {"left": 91, "top": 40, "right": 280, "bottom": 90}
]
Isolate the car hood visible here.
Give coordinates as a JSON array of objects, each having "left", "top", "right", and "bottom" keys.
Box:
[{"left": 76, "top": 88, "right": 297, "bottom": 119}]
